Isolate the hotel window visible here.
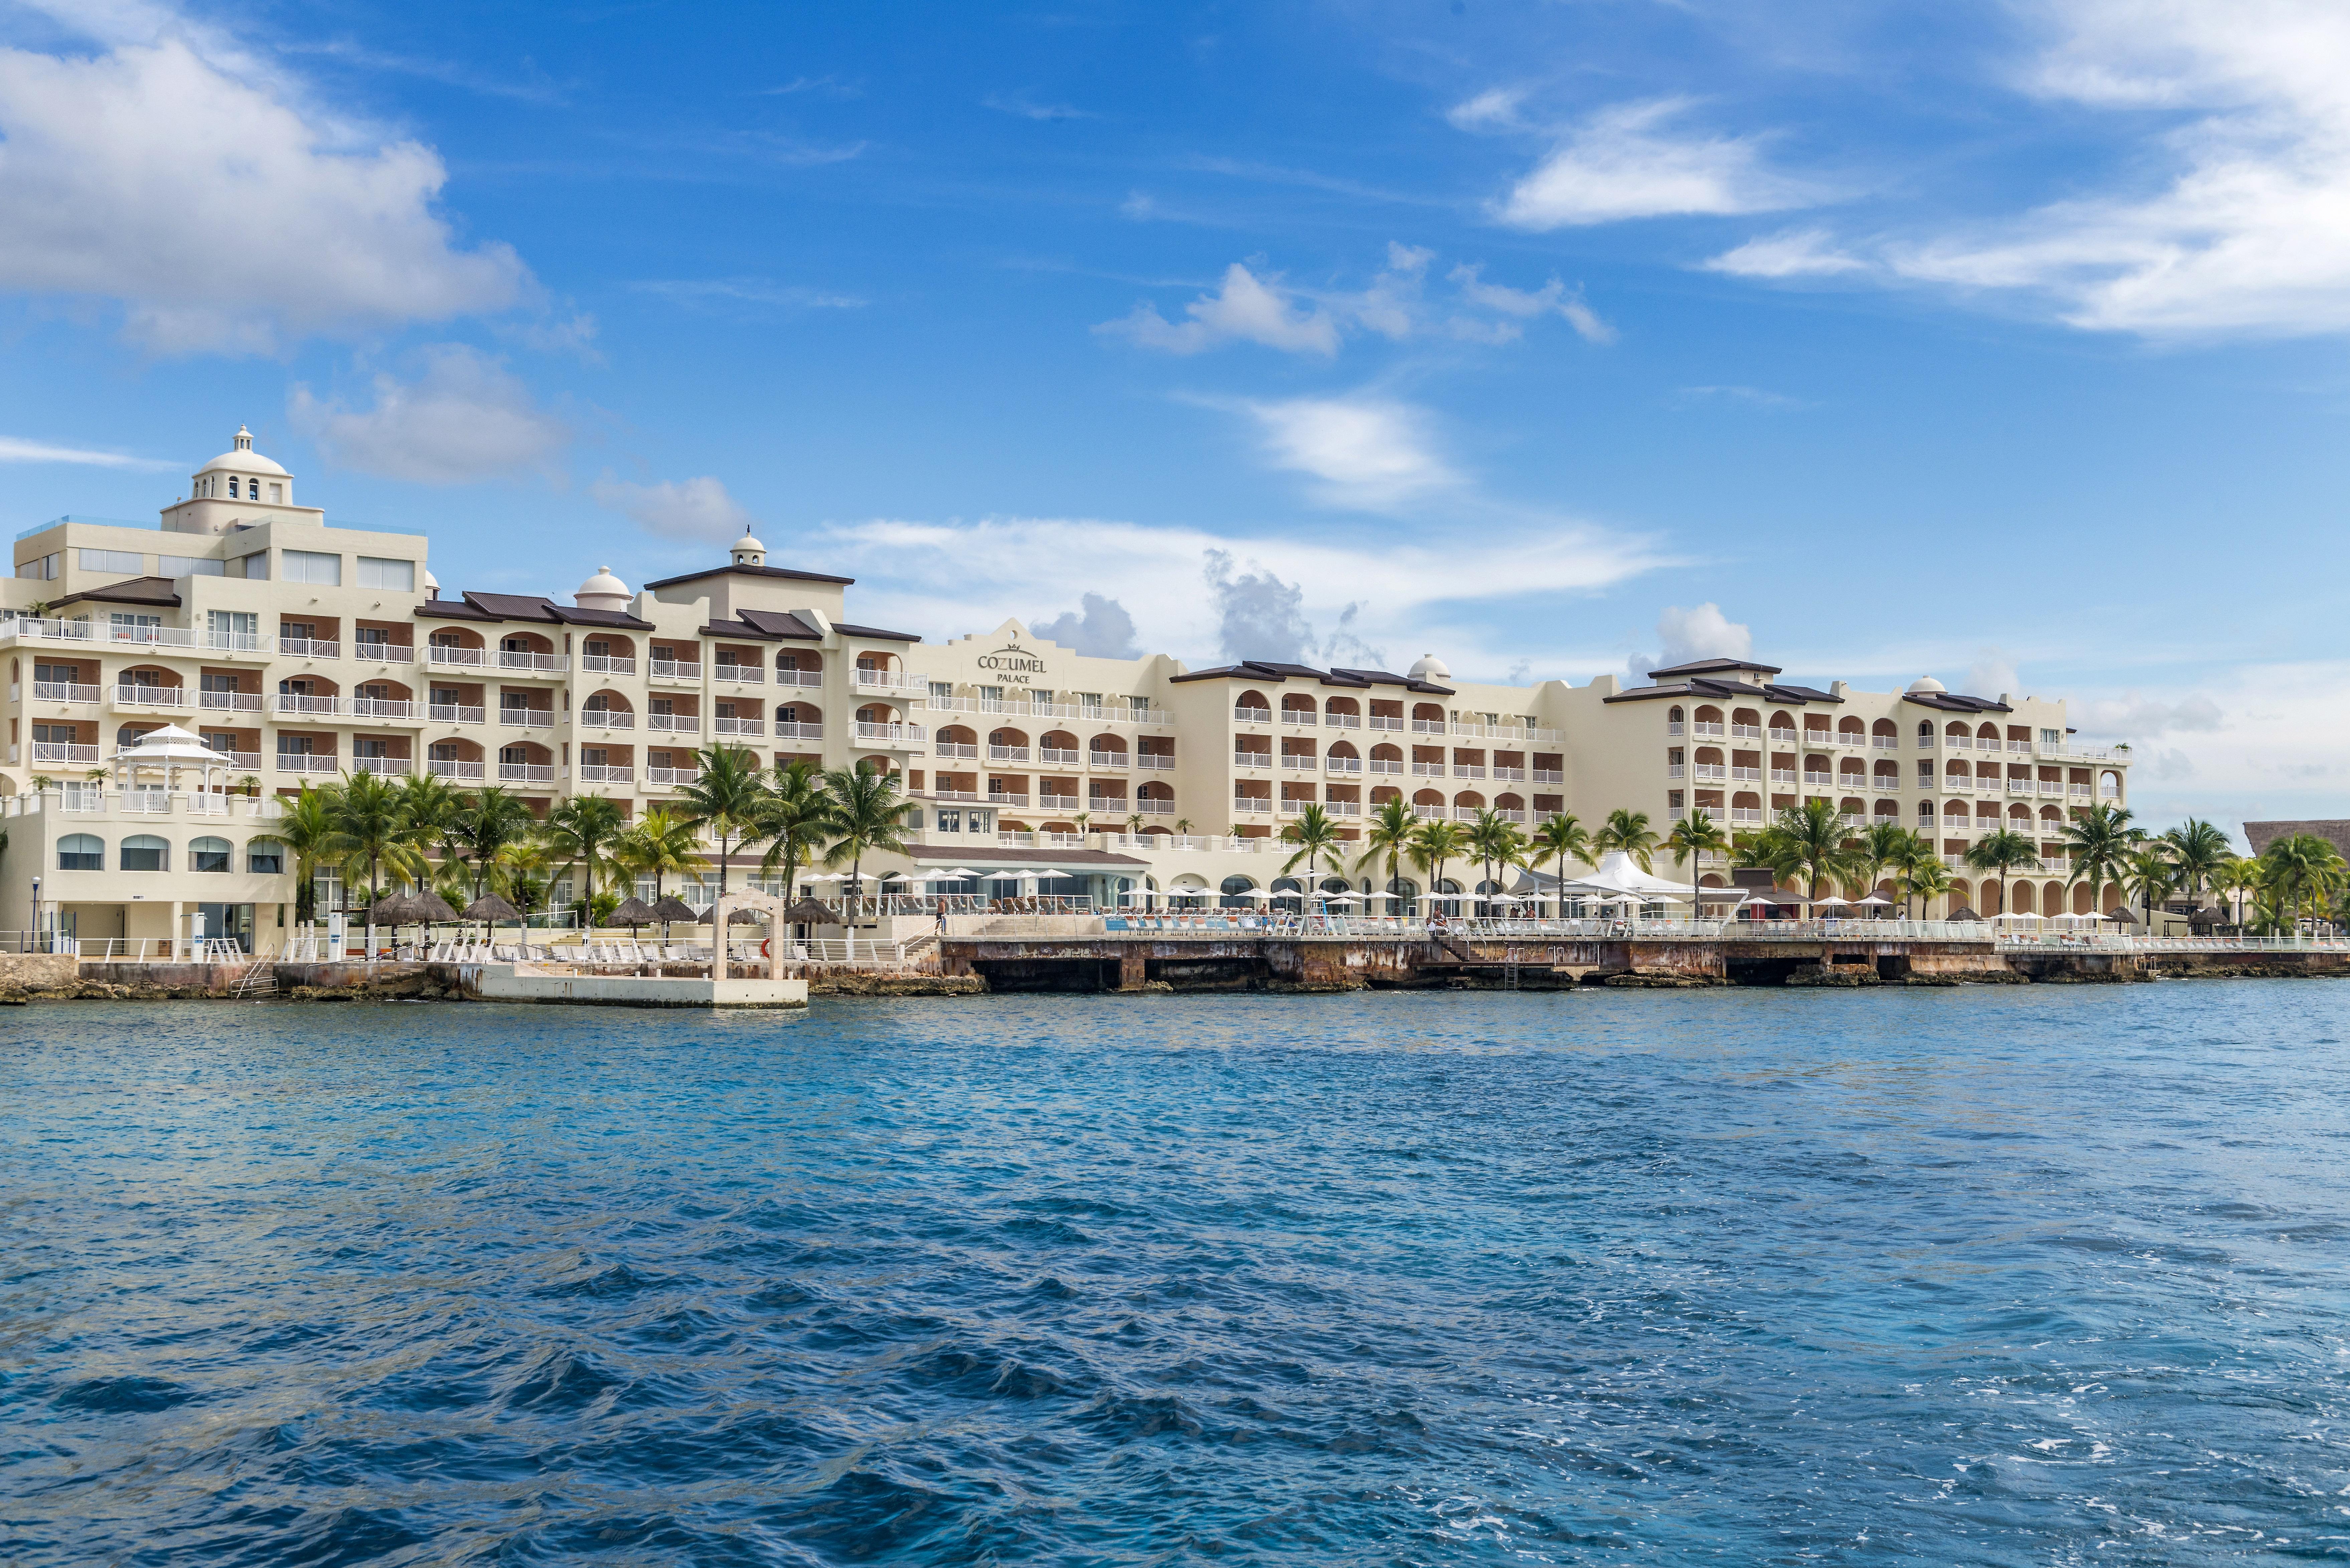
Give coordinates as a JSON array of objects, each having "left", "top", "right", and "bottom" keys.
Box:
[
  {"left": 278, "top": 736, "right": 315, "bottom": 756},
  {"left": 1079, "top": 693, "right": 1102, "bottom": 716},
  {"left": 208, "top": 611, "right": 259, "bottom": 649},
  {"left": 57, "top": 834, "right": 103, "bottom": 871},
  {"left": 936, "top": 810, "right": 962, "bottom": 833},
  {"left": 357, "top": 556, "right": 415, "bottom": 591},
  {"left": 2041, "top": 728, "right": 2061, "bottom": 746},
  {"left": 79, "top": 549, "right": 145, "bottom": 574},
  {"left": 282, "top": 550, "right": 341, "bottom": 585},
  {"left": 160, "top": 555, "right": 224, "bottom": 577},
  {"left": 190, "top": 836, "right": 232, "bottom": 873},
  {"left": 1917, "top": 760, "right": 1934, "bottom": 784},
  {"left": 18, "top": 553, "right": 58, "bottom": 580},
  {"left": 1127, "top": 696, "right": 1150, "bottom": 719},
  {"left": 248, "top": 839, "right": 285, "bottom": 874},
  {"left": 356, "top": 627, "right": 391, "bottom": 653},
  {"left": 978, "top": 685, "right": 1005, "bottom": 709},
  {"left": 231, "top": 551, "right": 268, "bottom": 580},
  {"left": 929, "top": 682, "right": 954, "bottom": 702},
  {"left": 110, "top": 612, "right": 163, "bottom": 638},
  {"left": 228, "top": 477, "right": 240, "bottom": 498},
  {"left": 202, "top": 731, "right": 238, "bottom": 754},
  {"left": 119, "top": 834, "right": 168, "bottom": 872}
]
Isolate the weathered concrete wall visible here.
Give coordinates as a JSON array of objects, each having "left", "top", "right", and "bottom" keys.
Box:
[{"left": 0, "top": 952, "right": 83, "bottom": 998}]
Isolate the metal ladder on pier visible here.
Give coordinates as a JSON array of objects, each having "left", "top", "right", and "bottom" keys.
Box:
[{"left": 229, "top": 952, "right": 278, "bottom": 999}]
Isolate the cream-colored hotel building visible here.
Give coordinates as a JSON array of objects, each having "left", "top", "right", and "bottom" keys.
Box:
[{"left": 0, "top": 429, "right": 2131, "bottom": 948}]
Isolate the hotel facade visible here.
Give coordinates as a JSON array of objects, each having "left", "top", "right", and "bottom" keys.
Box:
[{"left": 0, "top": 430, "right": 2132, "bottom": 948}]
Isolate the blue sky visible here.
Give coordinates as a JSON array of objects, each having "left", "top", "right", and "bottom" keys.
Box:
[{"left": 3, "top": 0, "right": 2347, "bottom": 837}]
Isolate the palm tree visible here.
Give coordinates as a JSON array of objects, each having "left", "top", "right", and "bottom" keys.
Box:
[
  {"left": 2058, "top": 802, "right": 2140, "bottom": 920},
  {"left": 1901, "top": 855, "right": 1956, "bottom": 921},
  {"left": 1278, "top": 802, "right": 1347, "bottom": 884},
  {"left": 2120, "top": 844, "right": 2176, "bottom": 932},
  {"left": 490, "top": 835, "right": 554, "bottom": 916},
  {"left": 1965, "top": 829, "right": 2042, "bottom": 920},
  {"left": 1887, "top": 829, "right": 1938, "bottom": 919},
  {"left": 2215, "top": 855, "right": 2261, "bottom": 929},
  {"left": 329, "top": 769, "right": 428, "bottom": 955},
  {"left": 676, "top": 744, "right": 771, "bottom": 896},
  {"left": 1464, "top": 808, "right": 1529, "bottom": 912},
  {"left": 1356, "top": 798, "right": 1419, "bottom": 911},
  {"left": 1667, "top": 808, "right": 1728, "bottom": 915},
  {"left": 394, "top": 771, "right": 468, "bottom": 878},
  {"left": 276, "top": 785, "right": 339, "bottom": 926},
  {"left": 543, "top": 794, "right": 628, "bottom": 915},
  {"left": 1857, "top": 819, "right": 1915, "bottom": 904},
  {"left": 454, "top": 786, "right": 539, "bottom": 902},
  {"left": 2260, "top": 833, "right": 2347, "bottom": 938},
  {"left": 614, "top": 805, "right": 699, "bottom": 902},
  {"left": 754, "top": 759, "right": 840, "bottom": 902},
  {"left": 821, "top": 761, "right": 917, "bottom": 895},
  {"left": 1525, "top": 811, "right": 1592, "bottom": 917},
  {"left": 1409, "top": 817, "right": 1468, "bottom": 916},
  {"left": 1758, "top": 798, "right": 1859, "bottom": 904},
  {"left": 1592, "top": 807, "right": 1659, "bottom": 872},
  {"left": 2161, "top": 818, "right": 2233, "bottom": 918}
]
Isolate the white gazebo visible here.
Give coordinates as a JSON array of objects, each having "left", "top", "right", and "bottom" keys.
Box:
[{"left": 112, "top": 722, "right": 227, "bottom": 798}]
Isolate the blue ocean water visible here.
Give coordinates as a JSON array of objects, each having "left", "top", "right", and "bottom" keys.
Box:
[{"left": 4, "top": 988, "right": 2349, "bottom": 1565}]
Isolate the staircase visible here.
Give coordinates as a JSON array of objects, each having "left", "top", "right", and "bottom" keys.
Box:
[{"left": 229, "top": 959, "right": 278, "bottom": 999}]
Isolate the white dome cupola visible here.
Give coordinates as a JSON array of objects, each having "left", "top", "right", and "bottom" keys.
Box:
[
  {"left": 575, "top": 564, "right": 631, "bottom": 613},
  {"left": 1906, "top": 676, "right": 1947, "bottom": 694},
  {"left": 731, "top": 531, "right": 767, "bottom": 568},
  {"left": 1408, "top": 651, "right": 1451, "bottom": 681},
  {"left": 192, "top": 423, "right": 291, "bottom": 505}
]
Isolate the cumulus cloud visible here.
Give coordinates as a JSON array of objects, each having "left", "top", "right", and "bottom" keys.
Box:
[
  {"left": 1237, "top": 396, "right": 1458, "bottom": 511},
  {"left": 0, "top": 436, "right": 177, "bottom": 470},
  {"left": 1097, "top": 263, "right": 1341, "bottom": 355},
  {"left": 0, "top": 30, "right": 529, "bottom": 353},
  {"left": 1492, "top": 99, "right": 1814, "bottom": 229},
  {"left": 1033, "top": 592, "right": 1142, "bottom": 659},
  {"left": 1628, "top": 602, "right": 1752, "bottom": 683},
  {"left": 2074, "top": 690, "right": 2225, "bottom": 738},
  {"left": 289, "top": 346, "right": 567, "bottom": 483},
  {"left": 1204, "top": 551, "right": 1316, "bottom": 663},
  {"left": 1968, "top": 647, "right": 2021, "bottom": 698},
  {"left": 1446, "top": 88, "right": 1524, "bottom": 131},
  {"left": 591, "top": 473, "right": 757, "bottom": 545}
]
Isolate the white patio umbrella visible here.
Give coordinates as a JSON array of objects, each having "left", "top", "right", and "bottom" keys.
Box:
[{"left": 1812, "top": 895, "right": 1853, "bottom": 908}]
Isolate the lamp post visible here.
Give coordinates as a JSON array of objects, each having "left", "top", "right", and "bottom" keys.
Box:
[{"left": 30, "top": 874, "right": 41, "bottom": 954}]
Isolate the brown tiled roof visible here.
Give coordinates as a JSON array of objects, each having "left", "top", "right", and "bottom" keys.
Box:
[
  {"left": 737, "top": 608, "right": 823, "bottom": 640},
  {"left": 414, "top": 591, "right": 652, "bottom": 630},
  {"left": 641, "top": 562, "right": 855, "bottom": 591},
  {"left": 1902, "top": 691, "right": 2012, "bottom": 714},
  {"left": 48, "top": 575, "right": 182, "bottom": 608},
  {"left": 1605, "top": 675, "right": 1844, "bottom": 705},
  {"left": 1169, "top": 659, "right": 1452, "bottom": 695},
  {"left": 832, "top": 622, "right": 921, "bottom": 643},
  {"left": 1646, "top": 656, "right": 1784, "bottom": 679}
]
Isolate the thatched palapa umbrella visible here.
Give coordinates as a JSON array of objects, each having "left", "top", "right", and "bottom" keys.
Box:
[
  {"left": 649, "top": 894, "right": 699, "bottom": 945},
  {"left": 609, "top": 896, "right": 657, "bottom": 927},
  {"left": 368, "top": 890, "right": 459, "bottom": 950},
  {"left": 463, "top": 892, "right": 520, "bottom": 946}
]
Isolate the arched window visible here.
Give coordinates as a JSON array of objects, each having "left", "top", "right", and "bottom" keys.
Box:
[
  {"left": 228, "top": 476, "right": 240, "bottom": 498},
  {"left": 1917, "top": 801, "right": 1935, "bottom": 822},
  {"left": 120, "top": 834, "right": 168, "bottom": 871},
  {"left": 58, "top": 833, "right": 102, "bottom": 871},
  {"left": 1917, "top": 720, "right": 1932, "bottom": 738},
  {"left": 190, "top": 835, "right": 232, "bottom": 872},
  {"left": 247, "top": 838, "right": 285, "bottom": 874},
  {"left": 1219, "top": 874, "right": 1257, "bottom": 909}
]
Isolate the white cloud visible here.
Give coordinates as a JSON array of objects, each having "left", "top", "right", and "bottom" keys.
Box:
[
  {"left": 1968, "top": 647, "right": 2021, "bottom": 698},
  {"left": 1034, "top": 593, "right": 1142, "bottom": 659},
  {"left": 631, "top": 279, "right": 868, "bottom": 312},
  {"left": 1493, "top": 99, "right": 1814, "bottom": 228},
  {"left": 1629, "top": 602, "right": 1753, "bottom": 682},
  {"left": 0, "top": 436, "right": 177, "bottom": 470},
  {"left": 1671, "top": 384, "right": 1813, "bottom": 411},
  {"left": 289, "top": 346, "right": 568, "bottom": 483},
  {"left": 982, "top": 92, "right": 1092, "bottom": 121},
  {"left": 591, "top": 474, "right": 757, "bottom": 545},
  {"left": 819, "top": 512, "right": 1665, "bottom": 673},
  {"left": 1238, "top": 396, "right": 1458, "bottom": 510},
  {"left": 1448, "top": 264, "right": 1616, "bottom": 343},
  {"left": 1097, "top": 263, "right": 1341, "bottom": 355},
  {"left": 0, "top": 30, "right": 529, "bottom": 353},
  {"left": 1703, "top": 228, "right": 1867, "bottom": 278},
  {"left": 1447, "top": 88, "right": 1524, "bottom": 131},
  {"left": 2073, "top": 690, "right": 2225, "bottom": 738}
]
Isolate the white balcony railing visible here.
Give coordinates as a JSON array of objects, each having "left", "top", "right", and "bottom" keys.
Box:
[
  {"left": 426, "top": 757, "right": 486, "bottom": 780},
  {"left": 350, "top": 755, "right": 412, "bottom": 776},
  {"left": 1325, "top": 757, "right": 1363, "bottom": 774},
  {"left": 1231, "top": 797, "right": 1271, "bottom": 814},
  {"left": 428, "top": 704, "right": 486, "bottom": 726},
  {"left": 1136, "top": 798, "right": 1176, "bottom": 815},
  {"left": 33, "top": 681, "right": 103, "bottom": 704},
  {"left": 645, "top": 713, "right": 699, "bottom": 734},
  {"left": 275, "top": 694, "right": 340, "bottom": 717},
  {"left": 581, "top": 655, "right": 637, "bottom": 677},
  {"left": 1325, "top": 714, "right": 1362, "bottom": 730},
  {"left": 498, "top": 709, "right": 556, "bottom": 729},
  {"left": 773, "top": 722, "right": 824, "bottom": 742},
  {"left": 1454, "top": 764, "right": 1486, "bottom": 779},
  {"left": 988, "top": 792, "right": 1030, "bottom": 807},
  {"left": 279, "top": 638, "right": 340, "bottom": 659},
  {"left": 275, "top": 753, "right": 339, "bottom": 774},
  {"left": 350, "top": 698, "right": 418, "bottom": 722},
  {"left": 427, "top": 643, "right": 486, "bottom": 668},
  {"left": 1087, "top": 751, "right": 1128, "bottom": 769},
  {"left": 713, "top": 716, "right": 765, "bottom": 736},
  {"left": 713, "top": 663, "right": 764, "bottom": 685},
  {"left": 353, "top": 642, "right": 414, "bottom": 664},
  {"left": 1689, "top": 722, "right": 1725, "bottom": 738},
  {"left": 1038, "top": 747, "right": 1083, "bottom": 766},
  {"left": 645, "top": 767, "right": 700, "bottom": 788},
  {"left": 650, "top": 660, "right": 703, "bottom": 683},
  {"left": 31, "top": 742, "right": 100, "bottom": 765},
  {"left": 579, "top": 764, "right": 635, "bottom": 785},
  {"left": 198, "top": 690, "right": 263, "bottom": 712},
  {"left": 1369, "top": 759, "right": 1403, "bottom": 775},
  {"left": 934, "top": 741, "right": 979, "bottom": 759},
  {"left": 1234, "top": 752, "right": 1270, "bottom": 768},
  {"left": 499, "top": 762, "right": 557, "bottom": 784},
  {"left": 1136, "top": 754, "right": 1176, "bottom": 770},
  {"left": 852, "top": 666, "right": 921, "bottom": 691},
  {"left": 856, "top": 722, "right": 925, "bottom": 745},
  {"left": 1280, "top": 710, "right": 1317, "bottom": 727},
  {"left": 497, "top": 650, "right": 568, "bottom": 674},
  {"left": 1368, "top": 715, "right": 1405, "bottom": 732},
  {"left": 1533, "top": 768, "right": 1564, "bottom": 784},
  {"left": 114, "top": 685, "right": 189, "bottom": 709},
  {"left": 1233, "top": 707, "right": 1271, "bottom": 725},
  {"left": 990, "top": 745, "right": 1031, "bottom": 762},
  {"left": 775, "top": 668, "right": 822, "bottom": 689},
  {"left": 578, "top": 709, "right": 635, "bottom": 730},
  {"left": 1282, "top": 755, "right": 1316, "bottom": 770}
]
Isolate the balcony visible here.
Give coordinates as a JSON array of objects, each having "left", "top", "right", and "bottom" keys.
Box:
[
  {"left": 1324, "top": 713, "right": 1362, "bottom": 730},
  {"left": 1730, "top": 765, "right": 1762, "bottom": 783},
  {"left": 773, "top": 721, "right": 824, "bottom": 742},
  {"left": 2007, "top": 740, "right": 2033, "bottom": 755},
  {"left": 1491, "top": 766, "right": 1527, "bottom": 782},
  {"left": 275, "top": 753, "right": 338, "bottom": 774},
  {"left": 645, "top": 767, "right": 701, "bottom": 789},
  {"left": 350, "top": 755, "right": 413, "bottom": 776},
  {"left": 645, "top": 713, "right": 700, "bottom": 734},
  {"left": 426, "top": 757, "right": 486, "bottom": 781},
  {"left": 1693, "top": 764, "right": 1726, "bottom": 782},
  {"left": 1368, "top": 715, "right": 1405, "bottom": 732},
  {"left": 498, "top": 762, "right": 557, "bottom": 785},
  {"left": 581, "top": 655, "right": 637, "bottom": 677},
  {"left": 578, "top": 708, "right": 635, "bottom": 731},
  {"left": 775, "top": 668, "right": 823, "bottom": 689},
  {"left": 498, "top": 708, "right": 556, "bottom": 729},
  {"left": 1233, "top": 707, "right": 1272, "bottom": 725},
  {"left": 428, "top": 704, "right": 486, "bottom": 726},
  {"left": 1281, "top": 755, "right": 1317, "bottom": 770},
  {"left": 990, "top": 744, "right": 1031, "bottom": 762},
  {"left": 1325, "top": 757, "right": 1363, "bottom": 774},
  {"left": 350, "top": 698, "right": 419, "bottom": 722},
  {"left": 712, "top": 663, "right": 765, "bottom": 685},
  {"left": 1086, "top": 797, "right": 1126, "bottom": 813},
  {"left": 1689, "top": 721, "right": 1725, "bottom": 738},
  {"left": 198, "top": 690, "right": 263, "bottom": 713},
  {"left": 650, "top": 660, "right": 703, "bottom": 683},
  {"left": 1408, "top": 761, "right": 1443, "bottom": 777},
  {"left": 1038, "top": 746, "right": 1083, "bottom": 766},
  {"left": 1369, "top": 759, "right": 1403, "bottom": 775},
  {"left": 580, "top": 765, "right": 636, "bottom": 786},
  {"left": 856, "top": 722, "right": 926, "bottom": 745},
  {"left": 113, "top": 684, "right": 190, "bottom": 710},
  {"left": 275, "top": 694, "right": 340, "bottom": 717},
  {"left": 1328, "top": 800, "right": 1362, "bottom": 816},
  {"left": 1087, "top": 751, "right": 1128, "bottom": 769},
  {"left": 1280, "top": 710, "right": 1317, "bottom": 727},
  {"left": 353, "top": 642, "right": 414, "bottom": 665},
  {"left": 32, "top": 681, "right": 103, "bottom": 705},
  {"left": 1770, "top": 769, "right": 1797, "bottom": 786},
  {"left": 1136, "top": 754, "right": 1175, "bottom": 770},
  {"left": 30, "top": 742, "right": 100, "bottom": 766},
  {"left": 2038, "top": 781, "right": 2067, "bottom": 796},
  {"left": 1231, "top": 797, "right": 1272, "bottom": 814},
  {"left": 1802, "top": 772, "right": 1832, "bottom": 788},
  {"left": 1730, "top": 723, "right": 1762, "bottom": 740},
  {"left": 1135, "top": 799, "right": 1176, "bottom": 815},
  {"left": 1533, "top": 768, "right": 1564, "bottom": 784},
  {"left": 279, "top": 637, "right": 340, "bottom": 659},
  {"left": 1940, "top": 780, "right": 1975, "bottom": 795},
  {"left": 934, "top": 741, "right": 978, "bottom": 759},
  {"left": 852, "top": 666, "right": 921, "bottom": 692},
  {"left": 427, "top": 643, "right": 486, "bottom": 668},
  {"left": 1730, "top": 808, "right": 1764, "bottom": 825},
  {"left": 1233, "top": 751, "right": 1270, "bottom": 769},
  {"left": 713, "top": 716, "right": 765, "bottom": 736},
  {"left": 931, "top": 789, "right": 978, "bottom": 803},
  {"left": 1454, "top": 764, "right": 1486, "bottom": 779},
  {"left": 1279, "top": 799, "right": 1311, "bottom": 815},
  {"left": 497, "top": 650, "right": 568, "bottom": 675},
  {"left": 1873, "top": 736, "right": 1899, "bottom": 750}
]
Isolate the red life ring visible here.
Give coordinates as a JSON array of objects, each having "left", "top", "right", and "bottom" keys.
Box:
[{"left": 759, "top": 939, "right": 772, "bottom": 959}]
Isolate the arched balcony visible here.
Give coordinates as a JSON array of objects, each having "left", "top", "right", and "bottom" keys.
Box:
[
  {"left": 426, "top": 628, "right": 488, "bottom": 670},
  {"left": 579, "top": 689, "right": 635, "bottom": 732},
  {"left": 275, "top": 673, "right": 342, "bottom": 719},
  {"left": 580, "top": 634, "right": 636, "bottom": 677},
  {"left": 1039, "top": 729, "right": 1082, "bottom": 766},
  {"left": 1691, "top": 705, "right": 1724, "bottom": 738},
  {"left": 775, "top": 650, "right": 824, "bottom": 691},
  {"left": 1323, "top": 696, "right": 1361, "bottom": 729},
  {"left": 113, "top": 664, "right": 187, "bottom": 713},
  {"left": 986, "top": 726, "right": 1031, "bottom": 763},
  {"left": 1087, "top": 733, "right": 1128, "bottom": 768},
  {"left": 1279, "top": 694, "right": 1317, "bottom": 725},
  {"left": 496, "top": 739, "right": 556, "bottom": 786},
  {"left": 937, "top": 724, "right": 979, "bottom": 761},
  {"left": 1234, "top": 690, "right": 1272, "bottom": 724},
  {"left": 426, "top": 738, "right": 486, "bottom": 781},
  {"left": 1411, "top": 702, "right": 1446, "bottom": 733},
  {"left": 775, "top": 702, "right": 823, "bottom": 741},
  {"left": 496, "top": 630, "right": 563, "bottom": 674}
]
